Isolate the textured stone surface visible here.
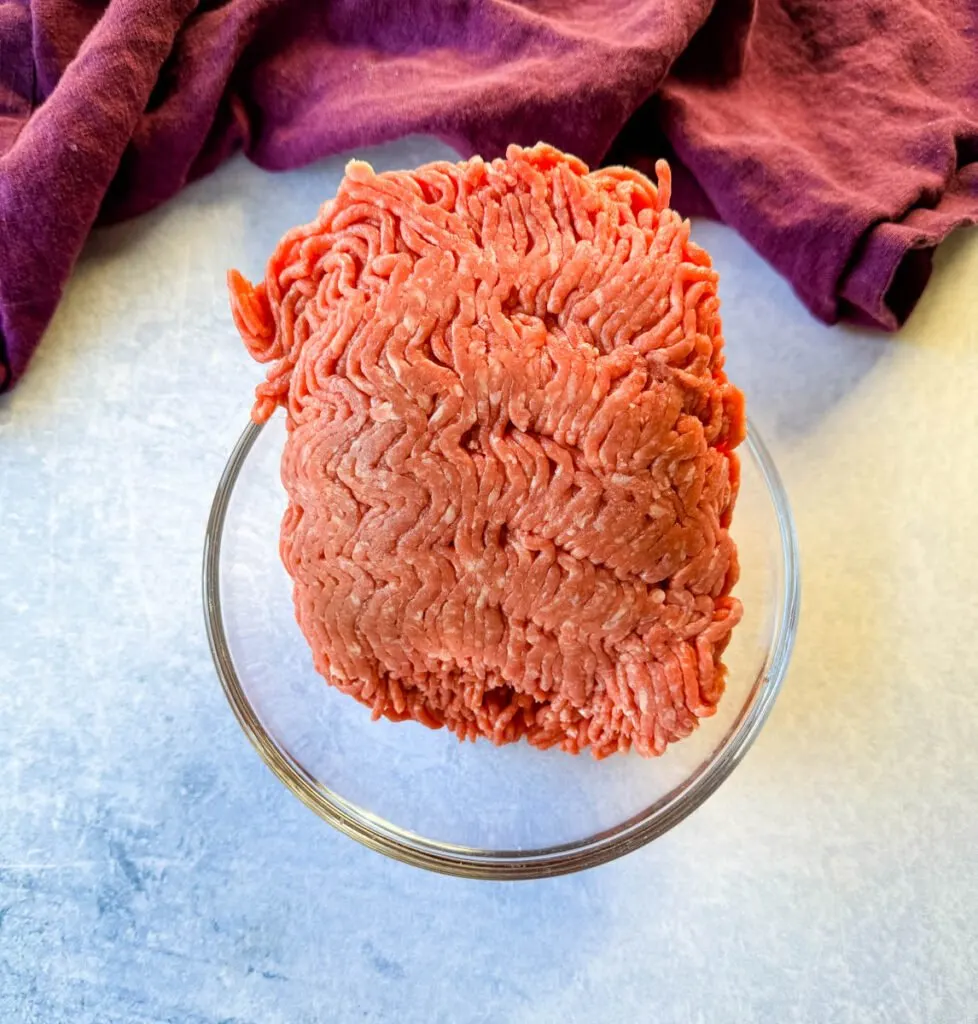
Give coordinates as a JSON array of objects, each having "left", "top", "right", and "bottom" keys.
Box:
[{"left": 2, "top": 137, "right": 977, "bottom": 1023}]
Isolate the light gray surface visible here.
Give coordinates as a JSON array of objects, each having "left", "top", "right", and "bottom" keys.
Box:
[{"left": 2, "top": 137, "right": 977, "bottom": 1024}]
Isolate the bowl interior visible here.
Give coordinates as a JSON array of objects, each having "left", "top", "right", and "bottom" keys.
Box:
[{"left": 211, "top": 413, "right": 796, "bottom": 861}]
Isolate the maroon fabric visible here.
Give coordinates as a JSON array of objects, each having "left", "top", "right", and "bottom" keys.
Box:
[{"left": 2, "top": 0, "right": 977, "bottom": 390}]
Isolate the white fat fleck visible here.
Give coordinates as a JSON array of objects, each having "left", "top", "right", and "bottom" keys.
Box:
[{"left": 444, "top": 506, "right": 457, "bottom": 524}]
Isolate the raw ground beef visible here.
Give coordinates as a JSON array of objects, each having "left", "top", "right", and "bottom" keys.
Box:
[{"left": 228, "top": 143, "right": 745, "bottom": 758}]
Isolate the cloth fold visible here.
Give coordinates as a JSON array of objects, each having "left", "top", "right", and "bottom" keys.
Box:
[{"left": 2, "top": 0, "right": 977, "bottom": 390}]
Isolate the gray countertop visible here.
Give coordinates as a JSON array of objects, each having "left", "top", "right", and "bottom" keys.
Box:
[{"left": 2, "top": 137, "right": 976, "bottom": 1024}]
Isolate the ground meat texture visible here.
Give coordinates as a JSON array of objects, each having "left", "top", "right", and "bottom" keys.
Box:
[{"left": 228, "top": 143, "right": 745, "bottom": 758}]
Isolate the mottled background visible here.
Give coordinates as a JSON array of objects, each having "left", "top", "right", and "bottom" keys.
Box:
[{"left": 2, "top": 137, "right": 976, "bottom": 1024}]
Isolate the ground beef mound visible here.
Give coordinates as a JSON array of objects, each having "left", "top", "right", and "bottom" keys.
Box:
[{"left": 228, "top": 143, "right": 745, "bottom": 758}]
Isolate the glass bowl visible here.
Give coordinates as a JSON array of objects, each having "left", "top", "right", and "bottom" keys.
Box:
[{"left": 203, "top": 414, "right": 799, "bottom": 879}]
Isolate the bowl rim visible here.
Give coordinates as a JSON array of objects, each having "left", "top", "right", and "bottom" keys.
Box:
[{"left": 203, "top": 416, "right": 800, "bottom": 880}]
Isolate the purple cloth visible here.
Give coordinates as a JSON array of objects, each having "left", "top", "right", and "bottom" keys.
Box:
[{"left": 2, "top": 0, "right": 977, "bottom": 390}]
